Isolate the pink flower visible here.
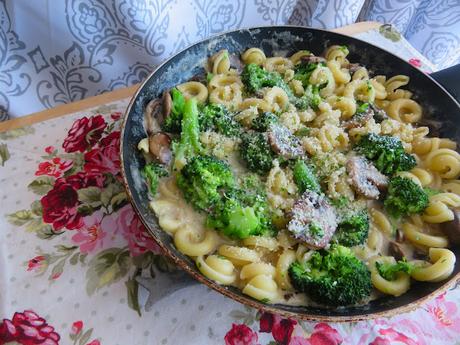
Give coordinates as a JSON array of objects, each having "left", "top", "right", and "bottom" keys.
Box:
[
  {"left": 224, "top": 324, "right": 258, "bottom": 345},
  {"left": 66, "top": 171, "right": 105, "bottom": 189},
  {"left": 71, "top": 321, "right": 83, "bottom": 335},
  {"left": 0, "top": 310, "right": 60, "bottom": 345},
  {"left": 86, "top": 340, "right": 100, "bottom": 345},
  {"left": 35, "top": 157, "right": 73, "bottom": 178},
  {"left": 84, "top": 131, "right": 120, "bottom": 175},
  {"left": 290, "top": 337, "right": 311, "bottom": 345},
  {"left": 45, "top": 146, "right": 55, "bottom": 154},
  {"left": 27, "top": 255, "right": 48, "bottom": 273},
  {"left": 309, "top": 323, "right": 342, "bottom": 345},
  {"left": 408, "top": 58, "right": 422, "bottom": 68},
  {"left": 110, "top": 112, "right": 122, "bottom": 121},
  {"left": 71, "top": 215, "right": 107, "bottom": 253},
  {"left": 41, "top": 178, "right": 83, "bottom": 231},
  {"left": 259, "top": 312, "right": 275, "bottom": 333},
  {"left": 273, "top": 318, "right": 297, "bottom": 345},
  {"left": 51, "top": 272, "right": 62, "bottom": 280},
  {"left": 62, "top": 115, "right": 107, "bottom": 153},
  {"left": 369, "top": 327, "right": 418, "bottom": 345},
  {"left": 116, "top": 206, "right": 161, "bottom": 256}
]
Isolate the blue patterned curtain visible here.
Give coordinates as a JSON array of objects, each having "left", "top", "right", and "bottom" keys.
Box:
[{"left": 1, "top": 0, "right": 459, "bottom": 120}]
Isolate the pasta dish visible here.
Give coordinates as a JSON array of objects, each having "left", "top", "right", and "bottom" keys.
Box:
[{"left": 137, "top": 46, "right": 459, "bottom": 307}]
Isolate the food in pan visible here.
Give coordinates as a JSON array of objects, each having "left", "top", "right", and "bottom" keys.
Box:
[{"left": 138, "top": 45, "right": 459, "bottom": 307}]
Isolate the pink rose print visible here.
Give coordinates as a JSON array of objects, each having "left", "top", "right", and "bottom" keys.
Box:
[
  {"left": 71, "top": 214, "right": 107, "bottom": 254},
  {"left": 309, "top": 323, "right": 342, "bottom": 345},
  {"left": 71, "top": 321, "right": 83, "bottom": 335},
  {"left": 27, "top": 255, "right": 48, "bottom": 273},
  {"left": 116, "top": 205, "right": 161, "bottom": 256},
  {"left": 84, "top": 131, "right": 120, "bottom": 175},
  {"left": 224, "top": 323, "right": 259, "bottom": 345},
  {"left": 369, "top": 327, "right": 418, "bottom": 345},
  {"left": 35, "top": 157, "right": 73, "bottom": 178},
  {"left": 41, "top": 178, "right": 83, "bottom": 231},
  {"left": 45, "top": 145, "right": 55, "bottom": 154},
  {"left": 0, "top": 310, "right": 60, "bottom": 345},
  {"left": 110, "top": 112, "right": 122, "bottom": 121},
  {"left": 66, "top": 171, "right": 105, "bottom": 189},
  {"left": 259, "top": 312, "right": 297, "bottom": 345},
  {"left": 408, "top": 58, "right": 422, "bottom": 68},
  {"left": 62, "top": 115, "right": 107, "bottom": 153}
]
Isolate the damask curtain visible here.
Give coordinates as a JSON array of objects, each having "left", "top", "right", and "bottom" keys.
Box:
[{"left": 1, "top": 0, "right": 459, "bottom": 121}]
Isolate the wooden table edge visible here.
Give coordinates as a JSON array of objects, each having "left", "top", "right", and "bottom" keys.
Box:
[{"left": 0, "top": 21, "right": 381, "bottom": 133}]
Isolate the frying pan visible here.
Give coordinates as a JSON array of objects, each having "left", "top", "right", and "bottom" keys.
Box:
[{"left": 120, "top": 26, "right": 460, "bottom": 321}]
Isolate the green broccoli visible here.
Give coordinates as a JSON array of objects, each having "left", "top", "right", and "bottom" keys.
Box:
[
  {"left": 199, "top": 103, "right": 241, "bottom": 136},
  {"left": 251, "top": 112, "right": 279, "bottom": 131},
  {"left": 240, "top": 132, "right": 275, "bottom": 174},
  {"left": 238, "top": 173, "right": 266, "bottom": 196},
  {"left": 329, "top": 196, "right": 349, "bottom": 208},
  {"left": 176, "top": 155, "right": 234, "bottom": 211},
  {"left": 355, "top": 101, "right": 369, "bottom": 115},
  {"left": 161, "top": 88, "right": 186, "bottom": 133},
  {"left": 293, "top": 61, "right": 323, "bottom": 87},
  {"left": 241, "top": 63, "right": 293, "bottom": 97},
  {"left": 172, "top": 97, "right": 203, "bottom": 169},
  {"left": 333, "top": 210, "right": 370, "bottom": 247},
  {"left": 355, "top": 133, "right": 416, "bottom": 175},
  {"left": 376, "top": 259, "right": 414, "bottom": 281},
  {"left": 294, "top": 84, "right": 322, "bottom": 110},
  {"left": 207, "top": 188, "right": 274, "bottom": 239},
  {"left": 309, "top": 222, "right": 324, "bottom": 238},
  {"left": 384, "top": 176, "right": 429, "bottom": 218},
  {"left": 288, "top": 245, "right": 372, "bottom": 306},
  {"left": 142, "top": 162, "right": 169, "bottom": 195},
  {"left": 292, "top": 158, "right": 321, "bottom": 193},
  {"left": 294, "top": 127, "right": 311, "bottom": 138}
]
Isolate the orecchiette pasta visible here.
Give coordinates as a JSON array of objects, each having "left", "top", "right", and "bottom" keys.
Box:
[
  {"left": 369, "top": 256, "right": 411, "bottom": 296},
  {"left": 145, "top": 46, "right": 460, "bottom": 309},
  {"left": 410, "top": 248, "right": 456, "bottom": 282}
]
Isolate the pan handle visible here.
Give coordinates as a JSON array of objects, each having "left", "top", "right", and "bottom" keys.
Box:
[{"left": 430, "top": 64, "right": 460, "bottom": 102}]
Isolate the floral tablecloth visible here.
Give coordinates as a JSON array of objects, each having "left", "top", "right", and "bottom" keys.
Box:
[{"left": 0, "top": 26, "right": 459, "bottom": 345}]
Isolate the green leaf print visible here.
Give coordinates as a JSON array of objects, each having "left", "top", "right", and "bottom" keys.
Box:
[
  {"left": 379, "top": 24, "right": 402, "bottom": 42},
  {"left": 28, "top": 176, "right": 55, "bottom": 195},
  {"left": 7, "top": 209, "right": 33, "bottom": 226},
  {"left": 0, "top": 143, "right": 10, "bottom": 166},
  {"left": 0, "top": 126, "right": 35, "bottom": 140},
  {"left": 126, "top": 277, "right": 141, "bottom": 316}
]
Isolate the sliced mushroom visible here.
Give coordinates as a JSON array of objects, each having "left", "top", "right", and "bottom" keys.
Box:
[
  {"left": 300, "top": 54, "right": 326, "bottom": 65},
  {"left": 395, "top": 229, "right": 405, "bottom": 243},
  {"left": 144, "top": 99, "right": 162, "bottom": 136},
  {"left": 162, "top": 90, "right": 172, "bottom": 121},
  {"left": 347, "top": 156, "right": 388, "bottom": 199},
  {"left": 442, "top": 210, "right": 460, "bottom": 245},
  {"left": 287, "top": 191, "right": 338, "bottom": 249},
  {"left": 343, "top": 106, "right": 374, "bottom": 129},
  {"left": 388, "top": 241, "right": 406, "bottom": 261},
  {"left": 149, "top": 132, "right": 172, "bottom": 164},
  {"left": 268, "top": 124, "right": 303, "bottom": 159},
  {"left": 370, "top": 103, "right": 388, "bottom": 123}
]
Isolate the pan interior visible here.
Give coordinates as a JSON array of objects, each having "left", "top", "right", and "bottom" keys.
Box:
[{"left": 121, "top": 26, "right": 460, "bottom": 320}]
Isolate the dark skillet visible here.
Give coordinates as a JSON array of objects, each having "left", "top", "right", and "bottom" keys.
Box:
[{"left": 120, "top": 26, "right": 460, "bottom": 321}]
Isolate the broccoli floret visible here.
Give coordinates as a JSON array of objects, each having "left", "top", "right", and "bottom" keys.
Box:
[
  {"left": 161, "top": 88, "right": 186, "bottom": 133},
  {"left": 329, "top": 196, "right": 349, "bottom": 208},
  {"left": 252, "top": 112, "right": 279, "bottom": 131},
  {"left": 355, "top": 133, "right": 416, "bottom": 175},
  {"left": 207, "top": 188, "right": 274, "bottom": 239},
  {"left": 309, "top": 222, "right": 324, "bottom": 238},
  {"left": 142, "top": 162, "right": 169, "bottom": 195},
  {"left": 333, "top": 210, "right": 370, "bottom": 247},
  {"left": 294, "top": 84, "right": 322, "bottom": 110},
  {"left": 172, "top": 98, "right": 203, "bottom": 169},
  {"left": 376, "top": 259, "right": 414, "bottom": 281},
  {"left": 238, "top": 173, "right": 266, "bottom": 197},
  {"left": 384, "top": 176, "right": 429, "bottom": 218},
  {"left": 292, "top": 158, "right": 321, "bottom": 193},
  {"left": 294, "top": 127, "right": 311, "bottom": 138},
  {"left": 200, "top": 104, "right": 241, "bottom": 136},
  {"left": 293, "top": 61, "right": 323, "bottom": 87},
  {"left": 288, "top": 245, "right": 372, "bottom": 306},
  {"left": 176, "top": 155, "right": 234, "bottom": 211},
  {"left": 240, "top": 132, "right": 275, "bottom": 174},
  {"left": 242, "top": 63, "right": 292, "bottom": 97},
  {"left": 355, "top": 101, "right": 369, "bottom": 115}
]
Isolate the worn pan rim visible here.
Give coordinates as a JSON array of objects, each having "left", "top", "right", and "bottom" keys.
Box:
[{"left": 120, "top": 25, "right": 460, "bottom": 322}]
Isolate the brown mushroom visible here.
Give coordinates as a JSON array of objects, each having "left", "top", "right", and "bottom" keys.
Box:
[
  {"left": 395, "top": 229, "right": 404, "bottom": 243},
  {"left": 162, "top": 90, "right": 172, "bottom": 121},
  {"left": 347, "top": 156, "right": 388, "bottom": 199},
  {"left": 144, "top": 99, "right": 162, "bottom": 136},
  {"left": 388, "top": 241, "right": 405, "bottom": 261},
  {"left": 149, "top": 132, "right": 172, "bottom": 164},
  {"left": 442, "top": 209, "right": 460, "bottom": 245},
  {"left": 300, "top": 54, "right": 327, "bottom": 64}
]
